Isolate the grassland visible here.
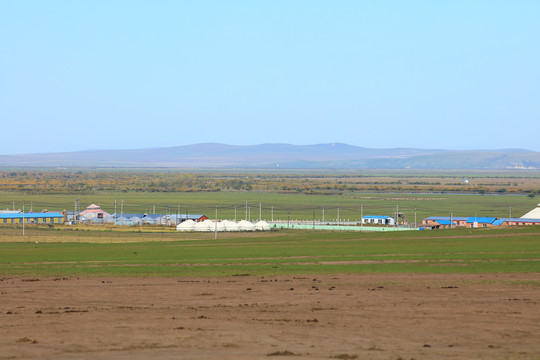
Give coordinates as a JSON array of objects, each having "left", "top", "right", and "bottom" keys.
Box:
[
  {"left": 1, "top": 190, "right": 538, "bottom": 223},
  {"left": 1, "top": 169, "right": 539, "bottom": 222},
  {"left": 1, "top": 226, "right": 539, "bottom": 277},
  {"left": 1, "top": 171, "right": 538, "bottom": 278}
]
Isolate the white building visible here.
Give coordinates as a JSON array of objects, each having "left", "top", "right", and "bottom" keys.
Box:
[
  {"left": 521, "top": 203, "right": 540, "bottom": 219},
  {"left": 361, "top": 215, "right": 395, "bottom": 226}
]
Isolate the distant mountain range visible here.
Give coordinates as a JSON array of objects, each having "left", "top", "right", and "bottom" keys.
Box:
[{"left": 0, "top": 143, "right": 539, "bottom": 170}]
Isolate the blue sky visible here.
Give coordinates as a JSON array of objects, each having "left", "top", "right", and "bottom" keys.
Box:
[{"left": 1, "top": 1, "right": 539, "bottom": 154}]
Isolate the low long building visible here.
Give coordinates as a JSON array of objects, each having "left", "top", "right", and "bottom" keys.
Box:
[
  {"left": 466, "top": 217, "right": 499, "bottom": 228},
  {"left": 0, "top": 212, "right": 65, "bottom": 225},
  {"left": 361, "top": 215, "right": 395, "bottom": 226},
  {"left": 500, "top": 218, "right": 540, "bottom": 226},
  {"left": 423, "top": 215, "right": 540, "bottom": 228},
  {"left": 422, "top": 216, "right": 468, "bottom": 227}
]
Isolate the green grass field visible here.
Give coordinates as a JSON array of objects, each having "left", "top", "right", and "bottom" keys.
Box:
[
  {"left": 1, "top": 190, "right": 537, "bottom": 223},
  {"left": 1, "top": 226, "right": 539, "bottom": 277}
]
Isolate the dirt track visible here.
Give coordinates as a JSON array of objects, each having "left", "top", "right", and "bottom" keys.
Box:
[{"left": 1, "top": 274, "right": 539, "bottom": 359}]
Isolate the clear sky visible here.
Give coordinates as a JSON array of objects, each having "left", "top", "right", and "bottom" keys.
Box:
[{"left": 1, "top": 1, "right": 539, "bottom": 154}]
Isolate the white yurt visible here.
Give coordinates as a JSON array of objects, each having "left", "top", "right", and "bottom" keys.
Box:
[
  {"left": 224, "top": 221, "right": 240, "bottom": 232},
  {"left": 194, "top": 221, "right": 213, "bottom": 232},
  {"left": 238, "top": 220, "right": 255, "bottom": 231},
  {"left": 176, "top": 219, "right": 196, "bottom": 231},
  {"left": 255, "top": 220, "right": 271, "bottom": 231},
  {"left": 215, "top": 221, "right": 226, "bottom": 232}
]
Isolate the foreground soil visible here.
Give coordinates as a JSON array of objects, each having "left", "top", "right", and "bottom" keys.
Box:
[{"left": 1, "top": 274, "right": 539, "bottom": 360}]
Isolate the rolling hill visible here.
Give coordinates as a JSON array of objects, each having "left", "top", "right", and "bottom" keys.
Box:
[{"left": 0, "top": 143, "right": 538, "bottom": 170}]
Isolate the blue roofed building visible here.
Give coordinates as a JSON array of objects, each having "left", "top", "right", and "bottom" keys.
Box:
[
  {"left": 0, "top": 212, "right": 65, "bottom": 225},
  {"left": 422, "top": 216, "right": 468, "bottom": 227},
  {"left": 492, "top": 219, "right": 508, "bottom": 226},
  {"left": 500, "top": 218, "right": 540, "bottom": 226},
  {"left": 426, "top": 219, "right": 458, "bottom": 229},
  {"left": 466, "top": 217, "right": 498, "bottom": 228}
]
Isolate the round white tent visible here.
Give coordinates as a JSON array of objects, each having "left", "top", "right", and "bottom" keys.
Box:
[
  {"left": 224, "top": 221, "right": 240, "bottom": 231},
  {"left": 238, "top": 220, "right": 255, "bottom": 231},
  {"left": 176, "top": 219, "right": 195, "bottom": 231},
  {"left": 194, "top": 221, "right": 213, "bottom": 232},
  {"left": 215, "top": 221, "right": 226, "bottom": 232},
  {"left": 255, "top": 220, "right": 271, "bottom": 231}
]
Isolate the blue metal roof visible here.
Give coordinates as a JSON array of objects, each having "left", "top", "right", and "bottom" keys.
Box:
[
  {"left": 498, "top": 218, "right": 525, "bottom": 222},
  {"left": 0, "top": 212, "right": 64, "bottom": 219},
  {"left": 179, "top": 214, "right": 206, "bottom": 219},
  {"left": 435, "top": 220, "right": 456, "bottom": 225},
  {"left": 137, "top": 214, "right": 206, "bottom": 219},
  {"left": 170, "top": 214, "right": 207, "bottom": 220},
  {"left": 500, "top": 218, "right": 540, "bottom": 223},
  {"left": 466, "top": 217, "right": 497, "bottom": 224},
  {"left": 112, "top": 213, "right": 149, "bottom": 220},
  {"left": 425, "top": 216, "right": 468, "bottom": 221},
  {"left": 363, "top": 215, "right": 392, "bottom": 219}
]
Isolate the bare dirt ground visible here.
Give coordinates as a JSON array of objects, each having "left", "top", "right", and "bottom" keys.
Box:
[{"left": 1, "top": 273, "right": 539, "bottom": 360}]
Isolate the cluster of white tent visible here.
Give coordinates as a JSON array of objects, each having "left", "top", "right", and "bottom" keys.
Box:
[{"left": 176, "top": 219, "right": 271, "bottom": 232}]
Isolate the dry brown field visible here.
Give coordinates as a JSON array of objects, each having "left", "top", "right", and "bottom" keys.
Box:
[{"left": 1, "top": 273, "right": 539, "bottom": 360}]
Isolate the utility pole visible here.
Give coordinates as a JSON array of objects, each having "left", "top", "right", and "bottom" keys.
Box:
[
  {"left": 214, "top": 205, "right": 218, "bottom": 240},
  {"left": 288, "top": 212, "right": 290, "bottom": 229},
  {"left": 322, "top": 207, "right": 325, "bottom": 223},
  {"left": 234, "top": 205, "right": 237, "bottom": 222},
  {"left": 509, "top": 206, "right": 512, "bottom": 220},
  {"left": 337, "top": 208, "right": 339, "bottom": 225},
  {"left": 414, "top": 207, "right": 417, "bottom": 229},
  {"left": 22, "top": 201, "right": 25, "bottom": 237},
  {"left": 313, "top": 210, "right": 315, "bottom": 229},
  {"left": 361, "top": 204, "right": 363, "bottom": 229},
  {"left": 245, "top": 201, "right": 248, "bottom": 220},
  {"left": 74, "top": 198, "right": 80, "bottom": 224},
  {"left": 450, "top": 211, "right": 453, "bottom": 229},
  {"left": 114, "top": 200, "right": 117, "bottom": 225}
]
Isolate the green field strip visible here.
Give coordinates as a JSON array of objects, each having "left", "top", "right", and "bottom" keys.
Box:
[
  {"left": 1, "top": 188, "right": 539, "bottom": 224},
  {"left": 1, "top": 259, "right": 538, "bottom": 277},
  {"left": 1, "top": 235, "right": 539, "bottom": 262},
  {"left": 1, "top": 226, "right": 539, "bottom": 277}
]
